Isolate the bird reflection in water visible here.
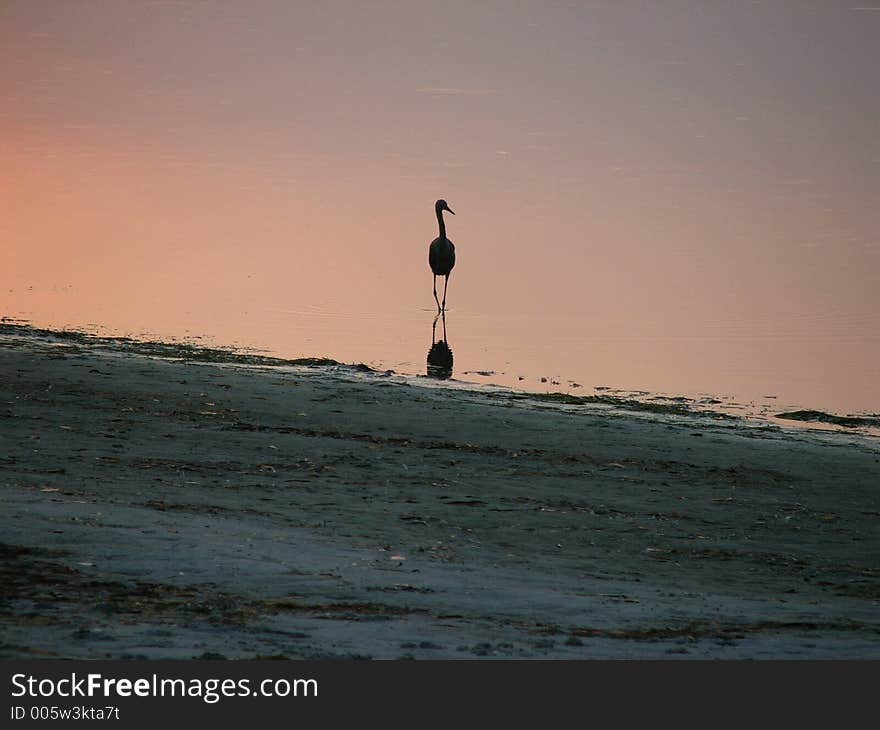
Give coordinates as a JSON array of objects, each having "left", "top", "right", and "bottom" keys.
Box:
[{"left": 427, "top": 312, "right": 453, "bottom": 379}]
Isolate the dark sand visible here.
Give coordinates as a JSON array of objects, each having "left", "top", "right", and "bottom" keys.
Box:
[{"left": 1, "top": 325, "right": 878, "bottom": 658}]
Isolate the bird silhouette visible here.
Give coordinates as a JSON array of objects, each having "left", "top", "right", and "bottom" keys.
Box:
[{"left": 428, "top": 199, "right": 456, "bottom": 312}]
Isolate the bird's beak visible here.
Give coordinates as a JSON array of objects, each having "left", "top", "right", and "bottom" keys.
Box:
[{"left": 447, "top": 207, "right": 455, "bottom": 215}]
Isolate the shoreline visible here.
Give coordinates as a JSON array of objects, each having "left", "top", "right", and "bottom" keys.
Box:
[
  {"left": 1, "top": 322, "right": 878, "bottom": 659},
  {"left": 3, "top": 320, "right": 878, "bottom": 439}
]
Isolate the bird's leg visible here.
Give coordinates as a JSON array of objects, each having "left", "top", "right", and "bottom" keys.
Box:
[
  {"left": 433, "top": 276, "right": 441, "bottom": 312},
  {"left": 441, "top": 274, "right": 450, "bottom": 311}
]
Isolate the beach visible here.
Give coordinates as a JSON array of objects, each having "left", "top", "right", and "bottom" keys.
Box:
[{"left": 1, "top": 323, "right": 878, "bottom": 659}]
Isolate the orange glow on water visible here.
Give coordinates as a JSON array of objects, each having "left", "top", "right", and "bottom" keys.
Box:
[{"left": 3, "top": 1, "right": 878, "bottom": 414}]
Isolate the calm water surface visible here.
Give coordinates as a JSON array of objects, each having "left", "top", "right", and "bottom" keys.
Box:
[{"left": 4, "top": 1, "right": 879, "bottom": 437}]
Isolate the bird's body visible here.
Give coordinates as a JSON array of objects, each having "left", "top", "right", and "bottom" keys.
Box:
[
  {"left": 428, "top": 236, "right": 455, "bottom": 277},
  {"left": 428, "top": 199, "right": 456, "bottom": 311}
]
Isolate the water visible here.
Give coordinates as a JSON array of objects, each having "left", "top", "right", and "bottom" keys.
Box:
[{"left": 3, "top": 0, "right": 879, "bottom": 436}]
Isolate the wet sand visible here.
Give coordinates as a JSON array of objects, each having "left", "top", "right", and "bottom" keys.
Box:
[{"left": 1, "top": 324, "right": 878, "bottom": 659}]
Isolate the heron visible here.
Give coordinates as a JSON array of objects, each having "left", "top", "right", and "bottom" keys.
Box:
[{"left": 428, "top": 199, "right": 456, "bottom": 312}]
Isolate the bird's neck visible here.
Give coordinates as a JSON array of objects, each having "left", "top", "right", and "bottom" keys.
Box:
[{"left": 436, "top": 209, "right": 447, "bottom": 239}]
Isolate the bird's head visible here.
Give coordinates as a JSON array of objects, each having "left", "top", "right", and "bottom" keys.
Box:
[{"left": 435, "top": 199, "right": 455, "bottom": 215}]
